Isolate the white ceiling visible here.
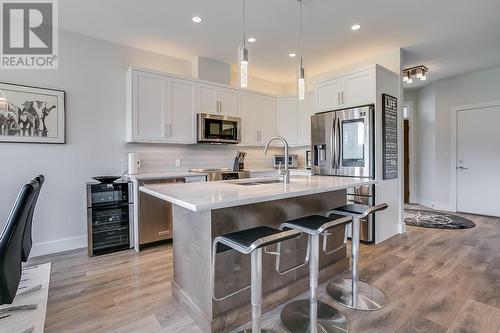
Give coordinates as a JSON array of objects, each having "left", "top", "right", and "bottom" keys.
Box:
[{"left": 59, "top": 0, "right": 500, "bottom": 87}]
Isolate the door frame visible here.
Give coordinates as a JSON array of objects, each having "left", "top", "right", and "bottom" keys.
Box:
[
  {"left": 449, "top": 100, "right": 500, "bottom": 212},
  {"left": 402, "top": 101, "right": 416, "bottom": 203}
]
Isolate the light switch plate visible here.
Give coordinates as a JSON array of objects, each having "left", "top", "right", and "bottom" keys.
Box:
[{"left": 175, "top": 159, "right": 181, "bottom": 167}]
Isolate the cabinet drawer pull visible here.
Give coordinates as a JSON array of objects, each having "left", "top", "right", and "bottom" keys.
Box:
[{"left": 158, "top": 230, "right": 170, "bottom": 236}]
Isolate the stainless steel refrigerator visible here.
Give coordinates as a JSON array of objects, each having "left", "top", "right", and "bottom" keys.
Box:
[{"left": 311, "top": 105, "right": 376, "bottom": 242}]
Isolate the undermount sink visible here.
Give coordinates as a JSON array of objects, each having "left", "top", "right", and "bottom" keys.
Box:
[{"left": 234, "top": 179, "right": 283, "bottom": 186}]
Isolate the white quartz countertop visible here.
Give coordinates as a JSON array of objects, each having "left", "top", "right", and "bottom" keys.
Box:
[
  {"left": 140, "top": 175, "right": 376, "bottom": 212},
  {"left": 126, "top": 171, "right": 207, "bottom": 180}
]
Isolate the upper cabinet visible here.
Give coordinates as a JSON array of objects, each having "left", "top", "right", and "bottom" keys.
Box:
[
  {"left": 276, "top": 94, "right": 314, "bottom": 147},
  {"left": 277, "top": 97, "right": 298, "bottom": 145},
  {"left": 126, "top": 69, "right": 196, "bottom": 144},
  {"left": 238, "top": 92, "right": 276, "bottom": 145},
  {"left": 168, "top": 78, "right": 197, "bottom": 144},
  {"left": 297, "top": 95, "right": 315, "bottom": 146},
  {"left": 198, "top": 84, "right": 238, "bottom": 116},
  {"left": 127, "top": 67, "right": 278, "bottom": 145},
  {"left": 316, "top": 67, "right": 376, "bottom": 112},
  {"left": 126, "top": 70, "right": 168, "bottom": 142}
]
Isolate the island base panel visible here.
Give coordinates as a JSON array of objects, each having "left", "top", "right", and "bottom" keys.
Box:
[{"left": 172, "top": 190, "right": 349, "bottom": 333}]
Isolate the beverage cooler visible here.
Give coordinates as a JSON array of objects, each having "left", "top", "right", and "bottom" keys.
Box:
[{"left": 86, "top": 181, "right": 133, "bottom": 256}]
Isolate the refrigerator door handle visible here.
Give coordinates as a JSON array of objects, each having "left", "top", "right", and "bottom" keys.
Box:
[
  {"left": 331, "top": 116, "right": 337, "bottom": 169},
  {"left": 336, "top": 117, "right": 341, "bottom": 168}
]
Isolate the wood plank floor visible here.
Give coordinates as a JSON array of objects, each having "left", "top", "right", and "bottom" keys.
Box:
[{"left": 29, "top": 210, "right": 500, "bottom": 333}]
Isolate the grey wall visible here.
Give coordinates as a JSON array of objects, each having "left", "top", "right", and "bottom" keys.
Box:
[{"left": 413, "top": 65, "right": 500, "bottom": 209}]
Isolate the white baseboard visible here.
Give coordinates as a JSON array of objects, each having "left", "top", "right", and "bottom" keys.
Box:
[
  {"left": 412, "top": 198, "right": 453, "bottom": 212},
  {"left": 31, "top": 235, "right": 87, "bottom": 258}
]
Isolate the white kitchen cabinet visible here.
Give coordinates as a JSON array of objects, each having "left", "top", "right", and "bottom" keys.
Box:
[
  {"left": 316, "top": 67, "right": 375, "bottom": 112},
  {"left": 126, "top": 69, "right": 196, "bottom": 144},
  {"left": 168, "top": 78, "right": 196, "bottom": 144},
  {"left": 198, "top": 84, "right": 238, "bottom": 116},
  {"left": 317, "top": 79, "right": 344, "bottom": 112},
  {"left": 344, "top": 69, "right": 376, "bottom": 107},
  {"left": 276, "top": 94, "right": 314, "bottom": 147},
  {"left": 217, "top": 88, "right": 238, "bottom": 116},
  {"left": 238, "top": 92, "right": 277, "bottom": 146},
  {"left": 277, "top": 97, "right": 298, "bottom": 145},
  {"left": 297, "top": 95, "right": 315, "bottom": 146},
  {"left": 198, "top": 84, "right": 217, "bottom": 114},
  {"left": 127, "top": 67, "right": 275, "bottom": 145},
  {"left": 126, "top": 70, "right": 169, "bottom": 143},
  {"left": 238, "top": 93, "right": 258, "bottom": 145},
  {"left": 256, "top": 95, "right": 277, "bottom": 144}
]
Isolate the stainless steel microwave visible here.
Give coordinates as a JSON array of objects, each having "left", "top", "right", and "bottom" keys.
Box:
[{"left": 197, "top": 113, "right": 241, "bottom": 144}]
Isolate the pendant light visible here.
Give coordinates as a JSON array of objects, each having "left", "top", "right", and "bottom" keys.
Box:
[
  {"left": 297, "top": 0, "right": 306, "bottom": 100},
  {"left": 239, "top": 0, "right": 249, "bottom": 88}
]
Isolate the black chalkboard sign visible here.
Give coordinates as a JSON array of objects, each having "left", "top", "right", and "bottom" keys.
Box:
[{"left": 382, "top": 94, "right": 398, "bottom": 180}]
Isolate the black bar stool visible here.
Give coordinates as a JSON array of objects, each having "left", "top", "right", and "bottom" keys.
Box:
[
  {"left": 211, "top": 226, "right": 302, "bottom": 333},
  {"left": 278, "top": 214, "right": 352, "bottom": 333},
  {"left": 326, "top": 203, "right": 388, "bottom": 311}
]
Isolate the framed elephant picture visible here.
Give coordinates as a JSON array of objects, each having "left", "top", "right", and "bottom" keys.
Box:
[{"left": 0, "top": 82, "right": 65, "bottom": 143}]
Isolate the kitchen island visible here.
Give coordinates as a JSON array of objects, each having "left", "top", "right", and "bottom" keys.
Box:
[{"left": 141, "top": 175, "right": 376, "bottom": 333}]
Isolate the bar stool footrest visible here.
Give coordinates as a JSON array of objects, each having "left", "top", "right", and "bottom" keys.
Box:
[
  {"left": 280, "top": 299, "right": 349, "bottom": 333},
  {"left": 326, "top": 278, "right": 386, "bottom": 311}
]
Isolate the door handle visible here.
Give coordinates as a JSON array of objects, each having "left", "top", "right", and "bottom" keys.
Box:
[
  {"left": 331, "top": 117, "right": 336, "bottom": 169},
  {"left": 341, "top": 91, "right": 345, "bottom": 104},
  {"left": 337, "top": 92, "right": 340, "bottom": 105},
  {"left": 457, "top": 166, "right": 469, "bottom": 170},
  {"left": 336, "top": 117, "right": 341, "bottom": 167}
]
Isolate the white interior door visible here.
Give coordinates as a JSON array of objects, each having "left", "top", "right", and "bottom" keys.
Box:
[{"left": 457, "top": 106, "right": 500, "bottom": 216}]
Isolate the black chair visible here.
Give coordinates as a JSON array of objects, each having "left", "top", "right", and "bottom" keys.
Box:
[
  {"left": 0, "top": 180, "right": 38, "bottom": 305},
  {"left": 22, "top": 174, "right": 44, "bottom": 262}
]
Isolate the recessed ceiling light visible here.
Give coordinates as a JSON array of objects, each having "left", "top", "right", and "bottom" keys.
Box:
[
  {"left": 289, "top": 53, "right": 297, "bottom": 58},
  {"left": 192, "top": 16, "right": 202, "bottom": 23},
  {"left": 351, "top": 24, "right": 361, "bottom": 31},
  {"left": 247, "top": 37, "right": 256, "bottom": 43}
]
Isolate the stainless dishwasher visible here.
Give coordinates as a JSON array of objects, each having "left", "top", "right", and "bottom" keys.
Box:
[{"left": 138, "top": 178, "right": 185, "bottom": 248}]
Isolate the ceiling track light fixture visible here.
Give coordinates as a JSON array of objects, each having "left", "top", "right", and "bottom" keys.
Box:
[
  {"left": 297, "top": 0, "right": 306, "bottom": 100},
  {"left": 239, "top": 0, "right": 249, "bottom": 88},
  {"left": 403, "top": 65, "right": 428, "bottom": 84}
]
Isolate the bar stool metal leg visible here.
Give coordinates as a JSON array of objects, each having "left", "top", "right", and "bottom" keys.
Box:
[
  {"left": 326, "top": 218, "right": 386, "bottom": 311},
  {"left": 280, "top": 234, "right": 349, "bottom": 333},
  {"left": 239, "top": 247, "right": 274, "bottom": 333},
  {"left": 251, "top": 248, "right": 263, "bottom": 333}
]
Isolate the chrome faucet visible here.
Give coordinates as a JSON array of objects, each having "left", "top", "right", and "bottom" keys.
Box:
[{"left": 264, "top": 136, "right": 290, "bottom": 184}]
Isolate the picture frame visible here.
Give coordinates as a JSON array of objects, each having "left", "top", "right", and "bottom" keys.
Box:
[
  {"left": 382, "top": 93, "right": 398, "bottom": 180},
  {"left": 0, "top": 82, "right": 65, "bottom": 143}
]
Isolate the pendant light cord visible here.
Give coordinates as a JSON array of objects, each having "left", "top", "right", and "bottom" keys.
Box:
[
  {"left": 242, "top": 0, "right": 246, "bottom": 47},
  {"left": 299, "top": 0, "right": 303, "bottom": 68}
]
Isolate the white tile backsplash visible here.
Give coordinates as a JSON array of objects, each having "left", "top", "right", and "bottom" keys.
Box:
[{"left": 125, "top": 143, "right": 306, "bottom": 173}]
